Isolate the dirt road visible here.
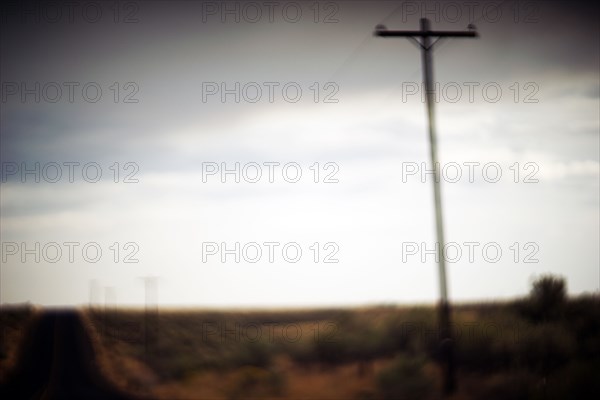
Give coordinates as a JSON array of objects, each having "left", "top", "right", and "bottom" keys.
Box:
[{"left": 1, "top": 310, "right": 138, "bottom": 399}]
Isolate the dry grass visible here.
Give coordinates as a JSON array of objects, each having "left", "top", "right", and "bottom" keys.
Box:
[
  {"left": 79, "top": 294, "right": 600, "bottom": 400},
  {"left": 2, "top": 288, "right": 599, "bottom": 399},
  {"left": 0, "top": 304, "right": 37, "bottom": 383}
]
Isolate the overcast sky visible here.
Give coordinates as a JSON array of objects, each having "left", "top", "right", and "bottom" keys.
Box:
[{"left": 1, "top": 0, "right": 598, "bottom": 307}]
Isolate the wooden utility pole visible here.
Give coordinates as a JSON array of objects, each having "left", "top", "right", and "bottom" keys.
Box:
[
  {"left": 374, "top": 18, "right": 478, "bottom": 395},
  {"left": 140, "top": 276, "right": 159, "bottom": 358}
]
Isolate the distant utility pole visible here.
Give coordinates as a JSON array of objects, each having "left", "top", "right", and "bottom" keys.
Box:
[
  {"left": 374, "top": 18, "right": 478, "bottom": 395},
  {"left": 139, "top": 276, "right": 159, "bottom": 358}
]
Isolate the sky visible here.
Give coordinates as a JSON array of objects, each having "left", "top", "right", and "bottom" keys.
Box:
[{"left": 0, "top": 0, "right": 598, "bottom": 307}]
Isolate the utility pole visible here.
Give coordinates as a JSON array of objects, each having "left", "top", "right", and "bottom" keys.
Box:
[
  {"left": 374, "top": 18, "right": 478, "bottom": 395},
  {"left": 139, "top": 276, "right": 159, "bottom": 358}
]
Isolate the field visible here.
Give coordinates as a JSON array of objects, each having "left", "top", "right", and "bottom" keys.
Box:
[{"left": 2, "top": 277, "right": 600, "bottom": 399}]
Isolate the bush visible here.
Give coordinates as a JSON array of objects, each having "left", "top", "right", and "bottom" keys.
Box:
[
  {"left": 226, "top": 366, "right": 285, "bottom": 400},
  {"left": 376, "top": 356, "right": 434, "bottom": 400},
  {"left": 528, "top": 275, "right": 567, "bottom": 321},
  {"left": 470, "top": 369, "right": 534, "bottom": 400},
  {"left": 455, "top": 334, "right": 509, "bottom": 372},
  {"left": 564, "top": 295, "right": 600, "bottom": 360},
  {"left": 546, "top": 360, "right": 600, "bottom": 399},
  {"left": 514, "top": 323, "right": 575, "bottom": 374},
  {"left": 230, "top": 341, "right": 272, "bottom": 369}
]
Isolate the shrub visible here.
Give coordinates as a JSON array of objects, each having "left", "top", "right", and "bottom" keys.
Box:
[
  {"left": 376, "top": 356, "right": 434, "bottom": 400},
  {"left": 230, "top": 341, "right": 272, "bottom": 369},
  {"left": 470, "top": 369, "right": 534, "bottom": 400},
  {"left": 528, "top": 275, "right": 567, "bottom": 321},
  {"left": 226, "top": 366, "right": 283, "bottom": 400},
  {"left": 514, "top": 323, "right": 575, "bottom": 374}
]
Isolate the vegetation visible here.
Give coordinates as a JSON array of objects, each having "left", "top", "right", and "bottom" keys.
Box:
[
  {"left": 3, "top": 276, "right": 599, "bottom": 399},
  {"left": 0, "top": 303, "right": 37, "bottom": 382}
]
